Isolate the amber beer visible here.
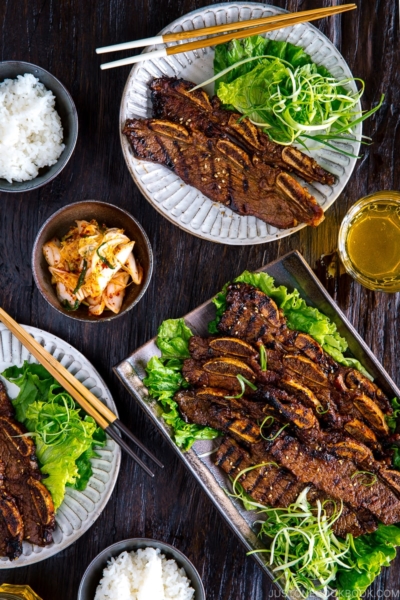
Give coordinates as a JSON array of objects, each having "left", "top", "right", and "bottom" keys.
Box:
[
  {"left": 0, "top": 584, "right": 42, "bottom": 600},
  {"left": 338, "top": 191, "right": 400, "bottom": 292}
]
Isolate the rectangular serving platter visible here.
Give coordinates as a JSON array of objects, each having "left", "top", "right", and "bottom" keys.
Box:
[{"left": 114, "top": 250, "right": 400, "bottom": 599}]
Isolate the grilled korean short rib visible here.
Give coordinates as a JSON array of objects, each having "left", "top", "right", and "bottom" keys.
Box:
[
  {"left": 150, "top": 77, "right": 335, "bottom": 186},
  {"left": 0, "top": 381, "right": 55, "bottom": 558},
  {"left": 174, "top": 283, "right": 400, "bottom": 538},
  {"left": 122, "top": 77, "right": 336, "bottom": 230},
  {"left": 215, "top": 437, "right": 377, "bottom": 538},
  {"left": 123, "top": 118, "right": 324, "bottom": 229}
]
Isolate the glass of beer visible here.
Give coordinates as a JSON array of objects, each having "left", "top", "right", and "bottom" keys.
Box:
[{"left": 338, "top": 190, "right": 400, "bottom": 292}]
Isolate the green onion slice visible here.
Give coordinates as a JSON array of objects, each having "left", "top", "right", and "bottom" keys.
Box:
[
  {"left": 225, "top": 374, "right": 257, "bottom": 399},
  {"left": 61, "top": 299, "right": 80, "bottom": 311},
  {"left": 260, "top": 415, "right": 275, "bottom": 440},
  {"left": 265, "top": 423, "right": 289, "bottom": 442},
  {"left": 96, "top": 242, "right": 115, "bottom": 269},
  {"left": 350, "top": 471, "right": 377, "bottom": 487},
  {"left": 73, "top": 259, "right": 88, "bottom": 294},
  {"left": 259, "top": 344, "right": 267, "bottom": 372}
]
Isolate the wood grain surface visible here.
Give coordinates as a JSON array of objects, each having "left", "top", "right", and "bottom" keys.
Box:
[{"left": 0, "top": 1, "right": 399, "bottom": 598}]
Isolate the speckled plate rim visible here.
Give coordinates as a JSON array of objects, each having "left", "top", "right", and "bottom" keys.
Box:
[
  {"left": 0, "top": 324, "right": 121, "bottom": 568},
  {"left": 119, "top": 3, "right": 361, "bottom": 245}
]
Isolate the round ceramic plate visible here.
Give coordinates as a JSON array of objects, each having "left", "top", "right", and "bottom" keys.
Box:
[
  {"left": 120, "top": 2, "right": 361, "bottom": 245},
  {"left": 0, "top": 324, "right": 121, "bottom": 567}
]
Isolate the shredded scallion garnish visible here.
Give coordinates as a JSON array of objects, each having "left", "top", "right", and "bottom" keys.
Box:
[
  {"left": 240, "top": 486, "right": 353, "bottom": 599},
  {"left": 197, "top": 52, "right": 384, "bottom": 157}
]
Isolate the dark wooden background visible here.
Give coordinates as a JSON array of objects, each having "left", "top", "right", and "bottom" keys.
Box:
[{"left": 1, "top": 0, "right": 399, "bottom": 598}]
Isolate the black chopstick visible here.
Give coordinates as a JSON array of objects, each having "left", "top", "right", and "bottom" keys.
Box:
[{"left": 112, "top": 418, "right": 164, "bottom": 469}]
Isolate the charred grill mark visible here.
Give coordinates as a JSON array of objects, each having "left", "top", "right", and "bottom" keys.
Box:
[
  {"left": 153, "top": 133, "right": 174, "bottom": 169},
  {"left": 172, "top": 140, "right": 188, "bottom": 179}
]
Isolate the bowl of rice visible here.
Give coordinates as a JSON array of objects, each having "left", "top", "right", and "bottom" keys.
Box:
[
  {"left": 78, "top": 538, "right": 205, "bottom": 600},
  {"left": 0, "top": 61, "right": 78, "bottom": 193}
]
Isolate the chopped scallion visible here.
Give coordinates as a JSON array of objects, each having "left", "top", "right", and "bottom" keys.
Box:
[
  {"left": 96, "top": 242, "right": 115, "bottom": 269},
  {"left": 259, "top": 343, "right": 267, "bottom": 371},
  {"left": 225, "top": 374, "right": 257, "bottom": 399}
]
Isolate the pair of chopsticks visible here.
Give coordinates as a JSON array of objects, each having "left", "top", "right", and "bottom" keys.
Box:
[
  {"left": 0, "top": 307, "right": 163, "bottom": 478},
  {"left": 97, "top": 4, "right": 356, "bottom": 70}
]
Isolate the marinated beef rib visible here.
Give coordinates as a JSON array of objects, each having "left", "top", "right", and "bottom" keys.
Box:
[
  {"left": 150, "top": 77, "right": 335, "bottom": 186},
  {"left": 0, "top": 462, "right": 23, "bottom": 560},
  {"left": 215, "top": 437, "right": 377, "bottom": 538},
  {"left": 269, "top": 434, "right": 400, "bottom": 525},
  {"left": 217, "top": 283, "right": 393, "bottom": 442},
  {"left": 0, "top": 381, "right": 55, "bottom": 557},
  {"left": 123, "top": 118, "right": 324, "bottom": 229},
  {"left": 174, "top": 282, "right": 398, "bottom": 538}
]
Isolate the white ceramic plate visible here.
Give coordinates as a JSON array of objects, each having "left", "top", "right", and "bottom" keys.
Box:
[
  {"left": 120, "top": 2, "right": 361, "bottom": 245},
  {"left": 0, "top": 324, "right": 121, "bottom": 567}
]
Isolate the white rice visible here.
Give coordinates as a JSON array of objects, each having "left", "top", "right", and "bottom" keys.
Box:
[
  {"left": 94, "top": 547, "right": 195, "bottom": 600},
  {"left": 0, "top": 73, "right": 65, "bottom": 183}
]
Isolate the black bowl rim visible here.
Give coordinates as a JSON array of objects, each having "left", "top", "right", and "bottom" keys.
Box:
[
  {"left": 31, "top": 200, "right": 154, "bottom": 323},
  {"left": 0, "top": 60, "right": 78, "bottom": 193},
  {"left": 77, "top": 537, "right": 206, "bottom": 600}
]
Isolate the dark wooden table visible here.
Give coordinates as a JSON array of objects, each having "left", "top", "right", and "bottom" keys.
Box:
[{"left": 0, "top": 1, "right": 399, "bottom": 598}]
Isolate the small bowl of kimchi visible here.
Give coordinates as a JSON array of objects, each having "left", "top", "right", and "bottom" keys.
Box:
[{"left": 32, "top": 200, "right": 153, "bottom": 322}]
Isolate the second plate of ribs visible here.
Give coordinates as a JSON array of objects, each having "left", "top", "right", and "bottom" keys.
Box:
[{"left": 175, "top": 282, "right": 400, "bottom": 538}]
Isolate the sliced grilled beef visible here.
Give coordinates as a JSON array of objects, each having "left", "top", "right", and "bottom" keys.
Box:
[
  {"left": 6, "top": 478, "right": 54, "bottom": 546},
  {"left": 0, "top": 381, "right": 55, "bottom": 552},
  {"left": 270, "top": 434, "right": 400, "bottom": 525},
  {"left": 175, "top": 390, "right": 261, "bottom": 444},
  {"left": 150, "top": 77, "right": 335, "bottom": 186},
  {"left": 0, "top": 463, "right": 23, "bottom": 559},
  {"left": 215, "top": 437, "right": 377, "bottom": 537},
  {"left": 123, "top": 118, "right": 325, "bottom": 229},
  {"left": 217, "top": 283, "right": 393, "bottom": 445},
  {"left": 182, "top": 357, "right": 257, "bottom": 393}
]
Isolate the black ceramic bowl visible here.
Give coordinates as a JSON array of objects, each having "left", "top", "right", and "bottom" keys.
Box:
[
  {"left": 0, "top": 61, "right": 78, "bottom": 193},
  {"left": 78, "top": 538, "right": 205, "bottom": 600},
  {"left": 32, "top": 200, "right": 153, "bottom": 322}
]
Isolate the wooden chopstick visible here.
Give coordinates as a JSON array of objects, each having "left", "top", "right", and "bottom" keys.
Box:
[
  {"left": 96, "top": 4, "right": 356, "bottom": 55},
  {"left": 100, "top": 4, "right": 356, "bottom": 70},
  {"left": 0, "top": 308, "right": 163, "bottom": 476}
]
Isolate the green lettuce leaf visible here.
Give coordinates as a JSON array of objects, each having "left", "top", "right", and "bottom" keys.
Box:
[
  {"left": 212, "top": 35, "right": 381, "bottom": 152},
  {"left": 217, "top": 60, "right": 290, "bottom": 125},
  {"left": 2, "top": 362, "right": 56, "bottom": 421},
  {"left": 386, "top": 397, "right": 400, "bottom": 432},
  {"left": 144, "top": 328, "right": 219, "bottom": 451},
  {"left": 39, "top": 457, "right": 79, "bottom": 510},
  {"left": 2, "top": 361, "right": 107, "bottom": 510},
  {"left": 393, "top": 448, "right": 400, "bottom": 469},
  {"left": 213, "top": 36, "right": 330, "bottom": 92},
  {"left": 208, "top": 270, "right": 371, "bottom": 379},
  {"left": 336, "top": 524, "right": 400, "bottom": 598},
  {"left": 156, "top": 318, "right": 193, "bottom": 359}
]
